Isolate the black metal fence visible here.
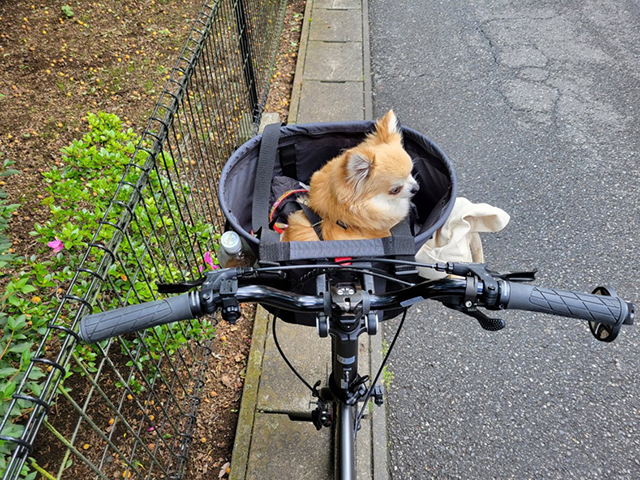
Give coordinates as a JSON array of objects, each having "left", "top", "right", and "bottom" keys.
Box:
[{"left": 0, "top": 0, "right": 286, "bottom": 478}]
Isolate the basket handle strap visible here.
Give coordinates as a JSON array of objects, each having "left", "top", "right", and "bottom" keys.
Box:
[
  {"left": 252, "top": 122, "right": 281, "bottom": 240},
  {"left": 388, "top": 219, "right": 419, "bottom": 276},
  {"left": 259, "top": 220, "right": 416, "bottom": 262},
  {"left": 387, "top": 219, "right": 416, "bottom": 255}
]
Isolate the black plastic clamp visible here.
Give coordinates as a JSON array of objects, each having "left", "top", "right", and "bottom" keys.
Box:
[
  {"left": 31, "top": 358, "right": 67, "bottom": 378},
  {"left": 372, "top": 385, "right": 384, "bottom": 406},
  {"left": 12, "top": 394, "right": 51, "bottom": 414},
  {"left": 219, "top": 278, "right": 240, "bottom": 323},
  {"left": 47, "top": 324, "right": 82, "bottom": 343},
  {"left": 0, "top": 435, "right": 34, "bottom": 453}
]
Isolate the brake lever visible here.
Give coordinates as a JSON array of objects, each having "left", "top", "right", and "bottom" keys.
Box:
[
  {"left": 156, "top": 277, "right": 206, "bottom": 294},
  {"left": 157, "top": 266, "right": 285, "bottom": 294},
  {"left": 443, "top": 300, "right": 506, "bottom": 331},
  {"left": 156, "top": 268, "right": 239, "bottom": 294},
  {"left": 461, "top": 306, "right": 505, "bottom": 331},
  {"left": 437, "top": 263, "right": 508, "bottom": 331},
  {"left": 486, "top": 268, "right": 537, "bottom": 282}
]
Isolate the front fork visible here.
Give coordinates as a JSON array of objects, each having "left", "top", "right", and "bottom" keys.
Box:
[
  {"left": 331, "top": 320, "right": 382, "bottom": 480},
  {"left": 309, "top": 329, "right": 364, "bottom": 431},
  {"left": 336, "top": 401, "right": 356, "bottom": 480},
  {"left": 322, "top": 326, "right": 362, "bottom": 480}
]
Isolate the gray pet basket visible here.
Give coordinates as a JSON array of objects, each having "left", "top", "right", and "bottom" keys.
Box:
[{"left": 219, "top": 120, "right": 457, "bottom": 323}]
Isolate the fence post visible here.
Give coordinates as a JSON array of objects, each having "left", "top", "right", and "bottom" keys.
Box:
[{"left": 234, "top": 0, "right": 260, "bottom": 122}]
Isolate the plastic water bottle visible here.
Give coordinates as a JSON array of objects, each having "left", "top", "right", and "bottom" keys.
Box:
[{"left": 218, "top": 231, "right": 256, "bottom": 268}]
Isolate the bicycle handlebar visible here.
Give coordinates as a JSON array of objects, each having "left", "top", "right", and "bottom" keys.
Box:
[
  {"left": 80, "top": 278, "right": 474, "bottom": 342},
  {"left": 80, "top": 292, "right": 200, "bottom": 344},
  {"left": 503, "top": 282, "right": 632, "bottom": 325},
  {"left": 79, "top": 266, "right": 635, "bottom": 344}
]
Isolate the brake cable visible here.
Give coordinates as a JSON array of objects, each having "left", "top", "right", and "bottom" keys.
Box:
[
  {"left": 270, "top": 266, "right": 329, "bottom": 395},
  {"left": 272, "top": 309, "right": 317, "bottom": 394},
  {"left": 355, "top": 308, "right": 408, "bottom": 433}
]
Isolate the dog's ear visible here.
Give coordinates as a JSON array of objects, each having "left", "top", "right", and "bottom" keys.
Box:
[
  {"left": 345, "top": 151, "right": 373, "bottom": 190},
  {"left": 372, "top": 109, "right": 401, "bottom": 144}
]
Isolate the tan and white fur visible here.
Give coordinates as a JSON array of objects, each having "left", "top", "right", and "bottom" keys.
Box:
[{"left": 282, "top": 110, "right": 419, "bottom": 242}]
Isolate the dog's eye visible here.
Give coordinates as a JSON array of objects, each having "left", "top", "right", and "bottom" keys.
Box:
[{"left": 389, "top": 186, "right": 403, "bottom": 195}]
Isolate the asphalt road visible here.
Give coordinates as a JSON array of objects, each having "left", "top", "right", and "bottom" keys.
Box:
[{"left": 369, "top": 1, "right": 640, "bottom": 478}]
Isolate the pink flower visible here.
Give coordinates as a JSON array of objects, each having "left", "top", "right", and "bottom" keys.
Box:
[
  {"left": 203, "top": 251, "right": 218, "bottom": 270},
  {"left": 199, "top": 251, "right": 219, "bottom": 273},
  {"left": 47, "top": 237, "right": 64, "bottom": 254}
]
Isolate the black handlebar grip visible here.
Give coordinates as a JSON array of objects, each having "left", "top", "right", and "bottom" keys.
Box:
[
  {"left": 505, "top": 282, "right": 631, "bottom": 326},
  {"left": 80, "top": 292, "right": 201, "bottom": 343}
]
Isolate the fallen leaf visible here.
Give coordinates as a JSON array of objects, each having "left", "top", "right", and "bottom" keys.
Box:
[
  {"left": 220, "top": 375, "right": 233, "bottom": 389},
  {"left": 218, "top": 462, "right": 230, "bottom": 478}
]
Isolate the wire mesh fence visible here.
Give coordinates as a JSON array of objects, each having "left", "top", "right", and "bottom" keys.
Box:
[{"left": 0, "top": 0, "right": 286, "bottom": 478}]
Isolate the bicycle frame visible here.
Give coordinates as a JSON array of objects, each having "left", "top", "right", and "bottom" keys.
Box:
[
  {"left": 306, "top": 315, "right": 363, "bottom": 480},
  {"left": 312, "top": 273, "right": 382, "bottom": 480}
]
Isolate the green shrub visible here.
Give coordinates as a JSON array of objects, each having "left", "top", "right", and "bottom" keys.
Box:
[{"left": 1, "top": 112, "right": 218, "bottom": 476}]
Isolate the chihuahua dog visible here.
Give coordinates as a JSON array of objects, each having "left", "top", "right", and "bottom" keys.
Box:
[{"left": 282, "top": 110, "right": 419, "bottom": 242}]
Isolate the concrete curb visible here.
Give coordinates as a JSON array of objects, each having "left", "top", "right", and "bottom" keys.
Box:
[
  {"left": 228, "top": 307, "right": 270, "bottom": 480},
  {"left": 362, "top": 0, "right": 373, "bottom": 120},
  {"left": 287, "top": 0, "right": 314, "bottom": 125}
]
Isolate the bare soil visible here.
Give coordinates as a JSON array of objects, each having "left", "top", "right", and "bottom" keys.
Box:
[
  {"left": 0, "top": 0, "right": 305, "bottom": 477},
  {"left": 0, "top": 0, "right": 208, "bottom": 259}
]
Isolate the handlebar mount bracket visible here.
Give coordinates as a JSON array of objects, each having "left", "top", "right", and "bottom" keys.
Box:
[{"left": 219, "top": 278, "right": 241, "bottom": 324}]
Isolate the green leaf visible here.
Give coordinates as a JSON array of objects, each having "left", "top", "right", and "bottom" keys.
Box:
[
  {"left": 20, "top": 285, "right": 37, "bottom": 294},
  {"left": 7, "top": 294, "right": 21, "bottom": 307},
  {"left": 0, "top": 422, "right": 24, "bottom": 438},
  {"left": 0, "top": 367, "right": 19, "bottom": 378},
  {"left": 61, "top": 5, "right": 74, "bottom": 18},
  {"left": 7, "top": 342, "right": 32, "bottom": 354},
  {"left": 2, "top": 381, "right": 16, "bottom": 398},
  {"left": 27, "top": 368, "right": 45, "bottom": 380}
]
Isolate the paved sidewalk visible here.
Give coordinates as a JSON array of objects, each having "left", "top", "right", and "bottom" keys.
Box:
[
  {"left": 229, "top": 1, "right": 388, "bottom": 479},
  {"left": 288, "top": 0, "right": 372, "bottom": 123}
]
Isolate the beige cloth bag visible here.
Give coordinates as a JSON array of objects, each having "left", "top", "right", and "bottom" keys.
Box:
[{"left": 417, "top": 197, "right": 510, "bottom": 280}]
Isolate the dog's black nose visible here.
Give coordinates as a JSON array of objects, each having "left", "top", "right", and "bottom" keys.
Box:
[{"left": 410, "top": 183, "right": 420, "bottom": 195}]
